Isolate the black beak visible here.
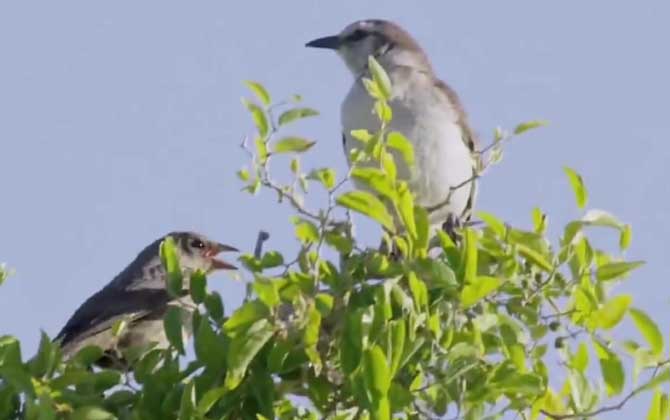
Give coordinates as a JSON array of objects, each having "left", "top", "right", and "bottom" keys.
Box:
[{"left": 305, "top": 35, "right": 341, "bottom": 50}]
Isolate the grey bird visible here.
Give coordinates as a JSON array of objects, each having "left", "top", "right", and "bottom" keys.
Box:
[
  {"left": 54, "top": 232, "right": 237, "bottom": 366},
  {"left": 306, "top": 19, "right": 479, "bottom": 231}
]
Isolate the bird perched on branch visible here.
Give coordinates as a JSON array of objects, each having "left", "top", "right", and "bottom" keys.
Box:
[
  {"left": 54, "top": 232, "right": 238, "bottom": 367},
  {"left": 306, "top": 19, "right": 479, "bottom": 233}
]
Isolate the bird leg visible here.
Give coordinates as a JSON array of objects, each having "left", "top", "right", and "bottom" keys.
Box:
[{"left": 442, "top": 213, "right": 463, "bottom": 244}]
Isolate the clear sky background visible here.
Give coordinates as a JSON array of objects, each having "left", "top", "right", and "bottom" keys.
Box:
[{"left": 1, "top": 1, "right": 669, "bottom": 417}]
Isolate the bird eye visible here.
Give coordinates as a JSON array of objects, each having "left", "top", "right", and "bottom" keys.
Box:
[
  {"left": 347, "top": 29, "right": 367, "bottom": 42},
  {"left": 190, "top": 239, "right": 205, "bottom": 249}
]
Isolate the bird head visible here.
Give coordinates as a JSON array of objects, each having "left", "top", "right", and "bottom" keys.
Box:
[
  {"left": 306, "top": 19, "right": 431, "bottom": 77},
  {"left": 170, "top": 232, "right": 238, "bottom": 273}
]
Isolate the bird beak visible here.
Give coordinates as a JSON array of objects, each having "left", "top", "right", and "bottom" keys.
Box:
[
  {"left": 305, "top": 35, "right": 341, "bottom": 50},
  {"left": 207, "top": 243, "right": 239, "bottom": 271}
]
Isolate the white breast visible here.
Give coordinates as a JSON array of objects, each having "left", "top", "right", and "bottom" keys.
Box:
[{"left": 341, "top": 71, "right": 474, "bottom": 227}]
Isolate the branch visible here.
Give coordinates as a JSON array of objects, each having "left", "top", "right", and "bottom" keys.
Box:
[
  {"left": 541, "top": 361, "right": 670, "bottom": 419},
  {"left": 425, "top": 173, "right": 480, "bottom": 214}
]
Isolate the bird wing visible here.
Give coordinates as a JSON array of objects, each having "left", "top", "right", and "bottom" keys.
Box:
[
  {"left": 54, "top": 285, "right": 173, "bottom": 350},
  {"left": 433, "top": 78, "right": 480, "bottom": 221}
]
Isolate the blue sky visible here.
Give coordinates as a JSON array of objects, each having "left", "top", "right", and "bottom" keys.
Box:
[{"left": 1, "top": 1, "right": 669, "bottom": 417}]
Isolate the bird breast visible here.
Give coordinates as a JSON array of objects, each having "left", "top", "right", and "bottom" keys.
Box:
[{"left": 341, "top": 73, "right": 474, "bottom": 225}]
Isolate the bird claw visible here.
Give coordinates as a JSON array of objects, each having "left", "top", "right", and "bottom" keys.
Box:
[{"left": 442, "top": 213, "right": 464, "bottom": 244}]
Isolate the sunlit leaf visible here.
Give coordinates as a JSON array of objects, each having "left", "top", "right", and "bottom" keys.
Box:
[
  {"left": 244, "top": 80, "right": 271, "bottom": 107},
  {"left": 336, "top": 191, "right": 395, "bottom": 232},
  {"left": 593, "top": 295, "right": 632, "bottom": 330},
  {"left": 278, "top": 107, "right": 319, "bottom": 126},
  {"left": 242, "top": 99, "right": 269, "bottom": 138},
  {"left": 563, "top": 167, "right": 588, "bottom": 209},
  {"left": 593, "top": 340, "right": 625, "bottom": 396},
  {"left": 596, "top": 261, "right": 645, "bottom": 282},
  {"left": 460, "top": 276, "right": 502, "bottom": 308},
  {"left": 307, "top": 168, "right": 337, "bottom": 190},
  {"left": 368, "top": 56, "right": 392, "bottom": 100},
  {"left": 350, "top": 167, "right": 395, "bottom": 200},
  {"left": 386, "top": 131, "right": 414, "bottom": 167},
  {"left": 620, "top": 224, "right": 633, "bottom": 250},
  {"left": 629, "top": 308, "right": 663, "bottom": 356},
  {"left": 513, "top": 120, "right": 548, "bottom": 135},
  {"left": 272, "top": 136, "right": 315, "bottom": 154}
]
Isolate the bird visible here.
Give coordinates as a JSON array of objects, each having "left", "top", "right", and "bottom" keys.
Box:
[
  {"left": 54, "top": 231, "right": 238, "bottom": 367},
  {"left": 306, "top": 19, "right": 479, "bottom": 233}
]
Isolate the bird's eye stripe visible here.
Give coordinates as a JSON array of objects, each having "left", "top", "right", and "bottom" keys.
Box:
[{"left": 347, "top": 29, "right": 367, "bottom": 42}]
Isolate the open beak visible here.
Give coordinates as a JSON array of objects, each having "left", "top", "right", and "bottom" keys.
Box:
[
  {"left": 207, "top": 242, "right": 239, "bottom": 271},
  {"left": 305, "top": 35, "right": 341, "bottom": 50}
]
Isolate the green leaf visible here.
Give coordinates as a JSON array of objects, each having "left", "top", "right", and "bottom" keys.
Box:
[
  {"left": 388, "top": 320, "right": 406, "bottom": 378},
  {"left": 460, "top": 276, "right": 502, "bottom": 308},
  {"left": 386, "top": 131, "right": 414, "bottom": 167},
  {"left": 397, "top": 184, "right": 416, "bottom": 238},
  {"left": 516, "top": 243, "right": 553, "bottom": 272},
  {"left": 593, "top": 340, "right": 625, "bottom": 396},
  {"left": 407, "top": 272, "right": 428, "bottom": 311},
  {"left": 336, "top": 191, "right": 395, "bottom": 232},
  {"left": 640, "top": 368, "right": 670, "bottom": 392},
  {"left": 350, "top": 129, "right": 372, "bottom": 143},
  {"left": 271, "top": 136, "right": 315, "bottom": 154},
  {"left": 629, "top": 308, "right": 664, "bottom": 356},
  {"left": 278, "top": 107, "right": 319, "bottom": 126},
  {"left": 581, "top": 209, "right": 624, "bottom": 229},
  {"left": 563, "top": 167, "right": 588, "bottom": 209},
  {"left": 532, "top": 207, "right": 547, "bottom": 234},
  {"left": 461, "top": 228, "right": 478, "bottom": 285},
  {"left": 513, "top": 120, "right": 548, "bottom": 135},
  {"left": 255, "top": 138, "right": 268, "bottom": 164},
  {"left": 593, "top": 295, "right": 632, "bottom": 330},
  {"left": 304, "top": 305, "right": 322, "bottom": 372},
  {"left": 225, "top": 319, "right": 274, "bottom": 390},
  {"left": 260, "top": 251, "right": 284, "bottom": 269},
  {"left": 496, "top": 373, "right": 544, "bottom": 396},
  {"left": 647, "top": 389, "right": 662, "bottom": 420},
  {"left": 572, "top": 342, "right": 589, "bottom": 373},
  {"left": 29, "top": 331, "right": 58, "bottom": 377},
  {"left": 596, "top": 261, "right": 645, "bottom": 282},
  {"left": 363, "top": 345, "right": 391, "bottom": 396},
  {"left": 189, "top": 270, "right": 207, "bottom": 304},
  {"left": 242, "top": 99, "right": 269, "bottom": 138},
  {"left": 70, "top": 407, "right": 116, "bottom": 420},
  {"left": 178, "top": 380, "right": 195, "bottom": 420},
  {"left": 253, "top": 277, "right": 280, "bottom": 308},
  {"left": 244, "top": 80, "right": 271, "bottom": 107},
  {"left": 307, "top": 168, "right": 337, "bottom": 190},
  {"left": 204, "top": 291, "right": 224, "bottom": 322},
  {"left": 292, "top": 217, "right": 319, "bottom": 244},
  {"left": 477, "top": 211, "right": 507, "bottom": 237},
  {"left": 368, "top": 56, "right": 392, "bottom": 100},
  {"left": 196, "top": 386, "right": 227, "bottom": 416},
  {"left": 160, "top": 236, "right": 183, "bottom": 298},
  {"left": 163, "top": 306, "right": 185, "bottom": 354},
  {"left": 315, "top": 293, "right": 334, "bottom": 316},
  {"left": 350, "top": 167, "right": 396, "bottom": 200},
  {"left": 620, "top": 224, "right": 633, "bottom": 250},
  {"left": 193, "top": 316, "right": 226, "bottom": 370},
  {"left": 224, "top": 300, "right": 270, "bottom": 336},
  {"left": 374, "top": 100, "right": 393, "bottom": 123}
]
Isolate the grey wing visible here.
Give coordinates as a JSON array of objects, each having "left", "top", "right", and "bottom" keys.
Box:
[
  {"left": 433, "top": 78, "right": 480, "bottom": 221},
  {"left": 55, "top": 285, "right": 172, "bottom": 351}
]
